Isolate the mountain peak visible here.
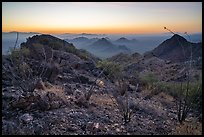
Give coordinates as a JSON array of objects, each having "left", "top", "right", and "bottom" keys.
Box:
[
  {"left": 151, "top": 33, "right": 201, "bottom": 63},
  {"left": 119, "top": 37, "right": 128, "bottom": 40},
  {"left": 98, "top": 38, "right": 111, "bottom": 43},
  {"left": 88, "top": 38, "right": 113, "bottom": 49},
  {"left": 101, "top": 38, "right": 107, "bottom": 40},
  {"left": 116, "top": 37, "right": 129, "bottom": 42},
  {"left": 73, "top": 36, "right": 89, "bottom": 40},
  {"left": 171, "top": 34, "right": 187, "bottom": 42}
]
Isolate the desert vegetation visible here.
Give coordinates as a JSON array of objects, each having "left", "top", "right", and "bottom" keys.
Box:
[{"left": 2, "top": 31, "right": 202, "bottom": 135}]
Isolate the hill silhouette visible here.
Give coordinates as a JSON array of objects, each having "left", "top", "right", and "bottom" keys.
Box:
[{"left": 151, "top": 34, "right": 202, "bottom": 62}]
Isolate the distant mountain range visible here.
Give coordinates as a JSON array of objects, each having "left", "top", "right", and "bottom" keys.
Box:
[
  {"left": 64, "top": 37, "right": 99, "bottom": 49},
  {"left": 3, "top": 31, "right": 41, "bottom": 35},
  {"left": 2, "top": 32, "right": 202, "bottom": 60},
  {"left": 109, "top": 34, "right": 202, "bottom": 66},
  {"left": 64, "top": 37, "right": 133, "bottom": 58}
]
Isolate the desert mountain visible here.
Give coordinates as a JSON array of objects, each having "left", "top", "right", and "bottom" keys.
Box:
[
  {"left": 85, "top": 38, "right": 131, "bottom": 59},
  {"left": 150, "top": 34, "right": 202, "bottom": 63},
  {"left": 64, "top": 37, "right": 99, "bottom": 49},
  {"left": 114, "top": 37, "right": 137, "bottom": 45},
  {"left": 115, "top": 37, "right": 131, "bottom": 43},
  {"left": 69, "top": 36, "right": 90, "bottom": 43},
  {"left": 20, "top": 34, "right": 100, "bottom": 63}
]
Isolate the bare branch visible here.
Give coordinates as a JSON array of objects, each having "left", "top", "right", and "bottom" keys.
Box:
[{"left": 14, "top": 32, "right": 19, "bottom": 50}]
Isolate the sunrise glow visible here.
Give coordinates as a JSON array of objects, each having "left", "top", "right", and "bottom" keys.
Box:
[{"left": 2, "top": 2, "right": 202, "bottom": 34}]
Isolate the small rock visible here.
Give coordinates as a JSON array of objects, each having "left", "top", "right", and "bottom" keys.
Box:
[
  {"left": 19, "top": 113, "right": 33, "bottom": 124},
  {"left": 128, "top": 84, "right": 136, "bottom": 91},
  {"left": 116, "top": 128, "right": 120, "bottom": 132},
  {"left": 86, "top": 122, "right": 101, "bottom": 133},
  {"left": 113, "top": 123, "right": 119, "bottom": 127},
  {"left": 94, "top": 123, "right": 99, "bottom": 129}
]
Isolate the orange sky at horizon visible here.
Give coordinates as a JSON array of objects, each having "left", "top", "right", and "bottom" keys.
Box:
[{"left": 2, "top": 2, "right": 202, "bottom": 34}]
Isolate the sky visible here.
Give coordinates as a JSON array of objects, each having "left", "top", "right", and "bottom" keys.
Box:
[{"left": 2, "top": 2, "right": 202, "bottom": 34}]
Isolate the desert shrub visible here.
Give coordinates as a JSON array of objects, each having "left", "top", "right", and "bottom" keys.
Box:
[
  {"left": 96, "top": 60, "right": 123, "bottom": 81},
  {"left": 9, "top": 47, "right": 31, "bottom": 70},
  {"left": 18, "top": 62, "right": 32, "bottom": 78},
  {"left": 184, "top": 81, "right": 202, "bottom": 113},
  {"left": 152, "top": 82, "right": 181, "bottom": 98},
  {"left": 171, "top": 81, "right": 201, "bottom": 98},
  {"left": 112, "top": 80, "right": 132, "bottom": 124},
  {"left": 12, "top": 46, "right": 30, "bottom": 57},
  {"left": 166, "top": 83, "right": 181, "bottom": 98},
  {"left": 21, "top": 47, "right": 30, "bottom": 57},
  {"left": 76, "top": 51, "right": 88, "bottom": 60},
  {"left": 64, "top": 43, "right": 77, "bottom": 53},
  {"left": 5, "top": 43, "right": 58, "bottom": 92},
  {"left": 9, "top": 48, "right": 21, "bottom": 64},
  {"left": 4, "top": 48, "right": 37, "bottom": 92},
  {"left": 73, "top": 50, "right": 90, "bottom": 61},
  {"left": 174, "top": 81, "right": 202, "bottom": 124},
  {"left": 151, "top": 82, "right": 170, "bottom": 95},
  {"left": 41, "top": 62, "right": 60, "bottom": 83},
  {"left": 151, "top": 81, "right": 202, "bottom": 100},
  {"left": 31, "top": 43, "right": 44, "bottom": 54},
  {"left": 172, "top": 120, "right": 202, "bottom": 135},
  {"left": 31, "top": 43, "right": 43, "bottom": 48},
  {"left": 139, "top": 73, "right": 158, "bottom": 90},
  {"left": 39, "top": 37, "right": 49, "bottom": 45},
  {"left": 49, "top": 41, "right": 64, "bottom": 50}
]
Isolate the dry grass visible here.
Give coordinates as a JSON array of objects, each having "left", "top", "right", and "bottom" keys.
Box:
[
  {"left": 172, "top": 120, "right": 202, "bottom": 135},
  {"left": 96, "top": 79, "right": 105, "bottom": 88},
  {"left": 158, "top": 92, "right": 174, "bottom": 102},
  {"left": 35, "top": 82, "right": 67, "bottom": 102},
  {"left": 154, "top": 92, "right": 174, "bottom": 104},
  {"left": 90, "top": 93, "right": 115, "bottom": 107}
]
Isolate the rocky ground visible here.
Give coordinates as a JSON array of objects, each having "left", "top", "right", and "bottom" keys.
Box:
[
  {"left": 2, "top": 77, "right": 202, "bottom": 135},
  {"left": 2, "top": 34, "right": 202, "bottom": 135}
]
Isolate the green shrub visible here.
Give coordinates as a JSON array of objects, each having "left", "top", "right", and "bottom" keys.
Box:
[
  {"left": 150, "top": 81, "right": 201, "bottom": 97},
  {"left": 8, "top": 47, "right": 31, "bottom": 78},
  {"left": 39, "top": 37, "right": 49, "bottom": 45},
  {"left": 174, "top": 81, "right": 202, "bottom": 124},
  {"left": 96, "top": 60, "right": 123, "bottom": 80},
  {"left": 75, "top": 50, "right": 90, "bottom": 60},
  {"left": 64, "top": 44, "right": 77, "bottom": 53},
  {"left": 151, "top": 82, "right": 169, "bottom": 95},
  {"left": 31, "top": 43, "right": 44, "bottom": 51},
  {"left": 9, "top": 48, "right": 21, "bottom": 62},
  {"left": 21, "top": 47, "right": 30, "bottom": 57},
  {"left": 139, "top": 73, "right": 158, "bottom": 90},
  {"left": 9, "top": 47, "right": 30, "bottom": 65}
]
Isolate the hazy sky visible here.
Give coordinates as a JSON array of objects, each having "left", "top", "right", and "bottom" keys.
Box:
[{"left": 2, "top": 2, "right": 202, "bottom": 34}]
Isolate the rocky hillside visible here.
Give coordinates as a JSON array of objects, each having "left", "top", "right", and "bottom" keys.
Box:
[
  {"left": 2, "top": 34, "right": 202, "bottom": 135},
  {"left": 21, "top": 34, "right": 100, "bottom": 62},
  {"left": 107, "top": 52, "right": 142, "bottom": 66}
]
